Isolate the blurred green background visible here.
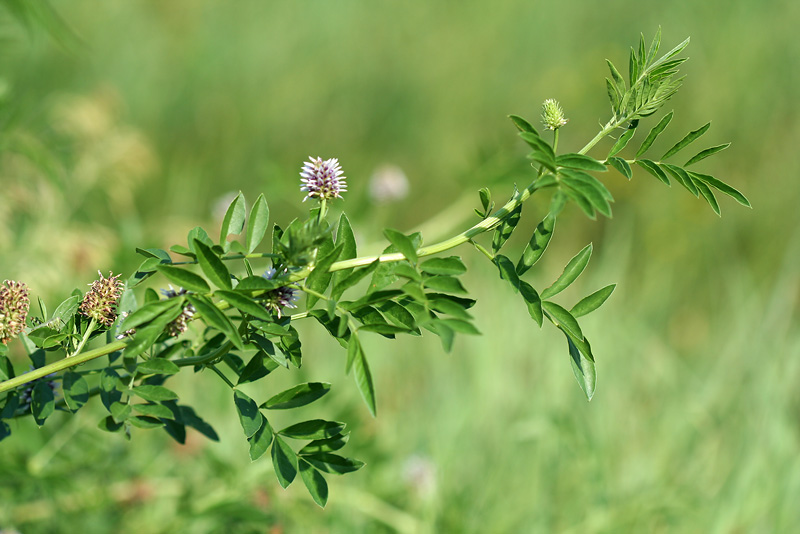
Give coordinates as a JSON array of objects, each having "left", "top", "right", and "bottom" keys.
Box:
[{"left": 1, "top": 0, "right": 798, "bottom": 532}]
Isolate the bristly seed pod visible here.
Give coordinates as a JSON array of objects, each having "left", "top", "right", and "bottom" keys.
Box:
[
  {"left": 0, "top": 280, "right": 30, "bottom": 344},
  {"left": 80, "top": 271, "right": 123, "bottom": 328}
]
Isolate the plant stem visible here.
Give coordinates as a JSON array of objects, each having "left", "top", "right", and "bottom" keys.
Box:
[
  {"left": 70, "top": 318, "right": 97, "bottom": 358},
  {"left": 209, "top": 364, "right": 235, "bottom": 389}
]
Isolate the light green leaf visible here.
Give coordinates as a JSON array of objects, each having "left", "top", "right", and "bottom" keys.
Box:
[
  {"left": 519, "top": 281, "right": 543, "bottom": 327},
  {"left": 279, "top": 419, "right": 347, "bottom": 440},
  {"left": 661, "top": 122, "right": 711, "bottom": 160},
  {"left": 570, "top": 284, "right": 616, "bottom": 317},
  {"left": 384, "top": 228, "right": 417, "bottom": 264},
  {"left": 606, "top": 156, "right": 632, "bottom": 180},
  {"left": 420, "top": 257, "right": 467, "bottom": 276},
  {"left": 423, "top": 276, "right": 467, "bottom": 294},
  {"left": 219, "top": 191, "right": 246, "bottom": 245},
  {"left": 216, "top": 290, "right": 273, "bottom": 321},
  {"left": 567, "top": 335, "right": 596, "bottom": 401},
  {"left": 688, "top": 171, "right": 751, "bottom": 207},
  {"left": 542, "top": 301, "right": 583, "bottom": 341},
  {"left": 661, "top": 163, "right": 699, "bottom": 196},
  {"left": 556, "top": 153, "right": 607, "bottom": 172},
  {"left": 541, "top": 244, "right": 593, "bottom": 299},
  {"left": 263, "top": 382, "right": 331, "bottom": 410},
  {"left": 608, "top": 127, "right": 636, "bottom": 157},
  {"left": 508, "top": 114, "right": 538, "bottom": 135},
  {"left": 299, "top": 434, "right": 350, "bottom": 455},
  {"left": 684, "top": 143, "right": 731, "bottom": 167},
  {"left": 156, "top": 265, "right": 210, "bottom": 293},
  {"left": 305, "top": 243, "right": 344, "bottom": 308},
  {"left": 246, "top": 193, "right": 270, "bottom": 253},
  {"left": 352, "top": 344, "right": 377, "bottom": 417},
  {"left": 193, "top": 239, "right": 232, "bottom": 290},
  {"left": 636, "top": 111, "right": 673, "bottom": 157},
  {"left": 131, "top": 385, "right": 179, "bottom": 402},
  {"left": 137, "top": 358, "right": 180, "bottom": 376},
  {"left": 186, "top": 294, "right": 245, "bottom": 351},
  {"left": 636, "top": 159, "right": 670, "bottom": 185}
]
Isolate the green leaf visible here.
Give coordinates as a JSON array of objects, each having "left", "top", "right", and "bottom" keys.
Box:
[
  {"left": 541, "top": 244, "right": 593, "bottom": 299},
  {"left": 220, "top": 192, "right": 246, "bottom": 245},
  {"left": 492, "top": 204, "right": 522, "bottom": 254},
  {"left": 688, "top": 171, "right": 751, "bottom": 207},
  {"left": 187, "top": 226, "right": 213, "bottom": 254},
  {"left": 234, "top": 389, "right": 263, "bottom": 439},
  {"left": 684, "top": 143, "right": 731, "bottom": 167},
  {"left": 560, "top": 185, "right": 596, "bottom": 220},
  {"left": 570, "top": 284, "right": 616, "bottom": 318},
  {"left": 186, "top": 294, "right": 245, "bottom": 351},
  {"left": 567, "top": 335, "right": 596, "bottom": 401},
  {"left": 271, "top": 435, "right": 298, "bottom": 488},
  {"left": 239, "top": 348, "right": 281, "bottom": 384},
  {"left": 608, "top": 127, "right": 636, "bottom": 157},
  {"left": 246, "top": 193, "right": 270, "bottom": 253},
  {"left": 516, "top": 214, "right": 555, "bottom": 276},
  {"left": 542, "top": 301, "right": 583, "bottom": 341},
  {"left": 520, "top": 132, "right": 556, "bottom": 171},
  {"left": 352, "top": 341, "right": 377, "bottom": 416},
  {"left": 380, "top": 301, "right": 421, "bottom": 331},
  {"left": 636, "top": 159, "right": 670, "bottom": 185},
  {"left": 493, "top": 254, "right": 520, "bottom": 291},
  {"left": 423, "top": 276, "right": 467, "bottom": 295},
  {"left": 508, "top": 114, "right": 538, "bottom": 135},
  {"left": 692, "top": 178, "right": 721, "bottom": 216},
  {"left": 331, "top": 213, "right": 357, "bottom": 292},
  {"left": 133, "top": 403, "right": 175, "bottom": 420},
  {"left": 50, "top": 295, "right": 81, "bottom": 330},
  {"left": 109, "top": 402, "right": 132, "bottom": 424},
  {"left": 661, "top": 163, "right": 699, "bottom": 196},
  {"left": 121, "top": 298, "right": 183, "bottom": 332},
  {"left": 279, "top": 419, "right": 347, "bottom": 440},
  {"left": 302, "top": 453, "right": 365, "bottom": 475},
  {"left": 263, "top": 382, "right": 331, "bottom": 410},
  {"left": 549, "top": 191, "right": 567, "bottom": 217},
  {"left": 519, "top": 281, "right": 543, "bottom": 327},
  {"left": 420, "top": 257, "right": 467, "bottom": 276},
  {"left": 299, "top": 459, "right": 328, "bottom": 508},
  {"left": 193, "top": 239, "right": 232, "bottom": 290},
  {"left": 556, "top": 153, "right": 607, "bottom": 172},
  {"left": 100, "top": 368, "right": 123, "bottom": 411},
  {"left": 438, "top": 318, "right": 480, "bottom": 335},
  {"left": 60, "top": 371, "right": 88, "bottom": 413},
  {"left": 478, "top": 187, "right": 493, "bottom": 213},
  {"left": 216, "top": 290, "right": 273, "bottom": 321},
  {"left": 132, "top": 385, "right": 179, "bottom": 402},
  {"left": 248, "top": 418, "right": 274, "bottom": 462},
  {"left": 234, "top": 276, "right": 282, "bottom": 292},
  {"left": 31, "top": 381, "right": 55, "bottom": 426},
  {"left": 128, "top": 416, "right": 164, "bottom": 429},
  {"left": 560, "top": 171, "right": 613, "bottom": 218},
  {"left": 358, "top": 323, "right": 410, "bottom": 335},
  {"left": 606, "top": 156, "right": 632, "bottom": 180},
  {"left": 383, "top": 228, "right": 418, "bottom": 264},
  {"left": 155, "top": 265, "right": 210, "bottom": 294},
  {"left": 299, "top": 434, "right": 350, "bottom": 455},
  {"left": 98, "top": 416, "right": 124, "bottom": 433},
  {"left": 427, "top": 296, "right": 473, "bottom": 321},
  {"left": 661, "top": 122, "right": 711, "bottom": 160},
  {"left": 331, "top": 260, "right": 380, "bottom": 301},
  {"left": 137, "top": 358, "right": 180, "bottom": 376},
  {"left": 305, "top": 243, "right": 345, "bottom": 308},
  {"left": 636, "top": 111, "right": 673, "bottom": 157}
]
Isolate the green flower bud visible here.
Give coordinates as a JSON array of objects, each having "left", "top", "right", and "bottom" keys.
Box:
[{"left": 542, "top": 98, "right": 568, "bottom": 130}]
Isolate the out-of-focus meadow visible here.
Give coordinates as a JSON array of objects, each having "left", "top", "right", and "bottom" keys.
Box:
[{"left": 1, "top": 1, "right": 798, "bottom": 532}]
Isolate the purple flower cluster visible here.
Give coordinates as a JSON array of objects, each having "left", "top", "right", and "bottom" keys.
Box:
[{"left": 300, "top": 157, "right": 347, "bottom": 202}]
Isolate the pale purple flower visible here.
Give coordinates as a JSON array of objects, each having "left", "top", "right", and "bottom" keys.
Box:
[
  {"left": 300, "top": 157, "right": 347, "bottom": 201},
  {"left": 262, "top": 269, "right": 299, "bottom": 317}
]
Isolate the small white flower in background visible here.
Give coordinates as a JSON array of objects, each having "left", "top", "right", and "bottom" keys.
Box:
[
  {"left": 300, "top": 157, "right": 347, "bottom": 201},
  {"left": 402, "top": 454, "right": 437, "bottom": 501},
  {"left": 369, "top": 164, "right": 409, "bottom": 203}
]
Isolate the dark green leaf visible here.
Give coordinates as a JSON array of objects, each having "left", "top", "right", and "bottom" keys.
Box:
[
  {"left": 248, "top": 418, "right": 274, "bottom": 461},
  {"left": 0, "top": 421, "right": 11, "bottom": 442},
  {"left": 688, "top": 171, "right": 751, "bottom": 207},
  {"left": 508, "top": 114, "right": 538, "bottom": 135},
  {"left": 246, "top": 193, "right": 270, "bottom": 253},
  {"left": 50, "top": 295, "right": 81, "bottom": 330},
  {"left": 178, "top": 405, "right": 219, "bottom": 441},
  {"left": 541, "top": 244, "right": 593, "bottom": 299},
  {"left": 380, "top": 301, "right": 422, "bottom": 330},
  {"left": 186, "top": 294, "right": 245, "bottom": 351},
  {"left": 132, "top": 385, "right": 179, "bottom": 402},
  {"left": 662, "top": 163, "right": 699, "bottom": 196},
  {"left": 636, "top": 111, "right": 673, "bottom": 157},
  {"left": 636, "top": 159, "right": 670, "bottom": 185},
  {"left": 109, "top": 403, "right": 131, "bottom": 423},
  {"left": 570, "top": 284, "right": 616, "bottom": 317},
  {"left": 280, "top": 419, "right": 347, "bottom": 440},
  {"left": 684, "top": 143, "right": 731, "bottom": 167},
  {"left": 155, "top": 265, "right": 210, "bottom": 293},
  {"left": 423, "top": 276, "right": 467, "bottom": 294},
  {"left": 331, "top": 260, "right": 380, "bottom": 301},
  {"left": 98, "top": 415, "right": 124, "bottom": 433},
  {"left": 299, "top": 434, "right": 350, "bottom": 455},
  {"left": 302, "top": 453, "right": 365, "bottom": 475},
  {"left": 493, "top": 254, "right": 520, "bottom": 291},
  {"left": 420, "top": 257, "right": 467, "bottom": 276},
  {"left": 216, "top": 290, "right": 273, "bottom": 321},
  {"left": 137, "top": 358, "right": 180, "bottom": 376},
  {"left": 608, "top": 127, "right": 636, "bottom": 157},
  {"left": 516, "top": 214, "right": 555, "bottom": 276},
  {"left": 193, "top": 239, "right": 232, "bottom": 290},
  {"left": 606, "top": 156, "right": 632, "bottom": 180},
  {"left": 519, "top": 281, "right": 543, "bottom": 327},
  {"left": 31, "top": 381, "right": 55, "bottom": 426},
  {"left": 121, "top": 298, "right": 184, "bottom": 332},
  {"left": 271, "top": 435, "right": 297, "bottom": 488},
  {"left": 234, "top": 276, "right": 282, "bottom": 292},
  {"left": 567, "top": 335, "right": 596, "bottom": 401},
  {"left": 560, "top": 186, "right": 596, "bottom": 219},
  {"left": 492, "top": 204, "right": 522, "bottom": 254},
  {"left": 220, "top": 192, "right": 246, "bottom": 245},
  {"left": 478, "top": 187, "right": 493, "bottom": 213},
  {"left": 560, "top": 174, "right": 612, "bottom": 218},
  {"left": 542, "top": 301, "right": 583, "bottom": 341},
  {"left": 62, "top": 371, "right": 89, "bottom": 412},
  {"left": 234, "top": 389, "right": 263, "bottom": 438},
  {"left": 358, "top": 323, "right": 410, "bottom": 335},
  {"left": 133, "top": 403, "right": 175, "bottom": 420},
  {"left": 341, "top": 290, "right": 404, "bottom": 313},
  {"left": 427, "top": 296, "right": 473, "bottom": 321},
  {"left": 299, "top": 459, "right": 328, "bottom": 507},
  {"left": 263, "top": 382, "right": 331, "bottom": 410},
  {"left": 692, "top": 178, "right": 721, "bottom": 216},
  {"left": 556, "top": 153, "right": 607, "bottom": 172},
  {"left": 128, "top": 415, "right": 164, "bottom": 429},
  {"left": 100, "top": 368, "right": 123, "bottom": 411},
  {"left": 661, "top": 122, "right": 711, "bottom": 160},
  {"left": 305, "top": 243, "right": 344, "bottom": 308}
]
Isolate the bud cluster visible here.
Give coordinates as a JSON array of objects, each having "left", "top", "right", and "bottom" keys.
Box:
[
  {"left": 300, "top": 157, "right": 347, "bottom": 202},
  {"left": 262, "top": 269, "right": 299, "bottom": 318},
  {"left": 161, "top": 286, "right": 196, "bottom": 337},
  {"left": 80, "top": 272, "right": 123, "bottom": 327},
  {"left": 0, "top": 280, "right": 30, "bottom": 344}
]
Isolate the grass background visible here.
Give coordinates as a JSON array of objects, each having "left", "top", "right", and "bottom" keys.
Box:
[{"left": 1, "top": 0, "right": 798, "bottom": 532}]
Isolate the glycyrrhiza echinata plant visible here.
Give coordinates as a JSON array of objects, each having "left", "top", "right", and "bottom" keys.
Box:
[{"left": 0, "top": 30, "right": 750, "bottom": 507}]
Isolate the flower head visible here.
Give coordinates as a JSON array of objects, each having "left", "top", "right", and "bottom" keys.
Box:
[
  {"left": 160, "top": 286, "right": 195, "bottom": 337},
  {"left": 542, "top": 98, "right": 568, "bottom": 130},
  {"left": 300, "top": 157, "right": 347, "bottom": 202},
  {"left": 0, "top": 280, "right": 29, "bottom": 344},
  {"left": 80, "top": 271, "right": 123, "bottom": 327},
  {"left": 262, "top": 268, "right": 299, "bottom": 318}
]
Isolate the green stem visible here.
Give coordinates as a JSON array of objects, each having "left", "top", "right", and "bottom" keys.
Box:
[
  {"left": 318, "top": 198, "right": 327, "bottom": 225},
  {"left": 70, "top": 318, "right": 97, "bottom": 358},
  {"left": 0, "top": 340, "right": 126, "bottom": 394},
  {"left": 209, "top": 364, "right": 235, "bottom": 389}
]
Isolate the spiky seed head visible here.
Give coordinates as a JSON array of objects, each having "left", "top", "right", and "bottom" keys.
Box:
[
  {"left": 80, "top": 271, "right": 123, "bottom": 328},
  {"left": 542, "top": 98, "right": 568, "bottom": 130},
  {"left": 0, "top": 280, "right": 29, "bottom": 344}
]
